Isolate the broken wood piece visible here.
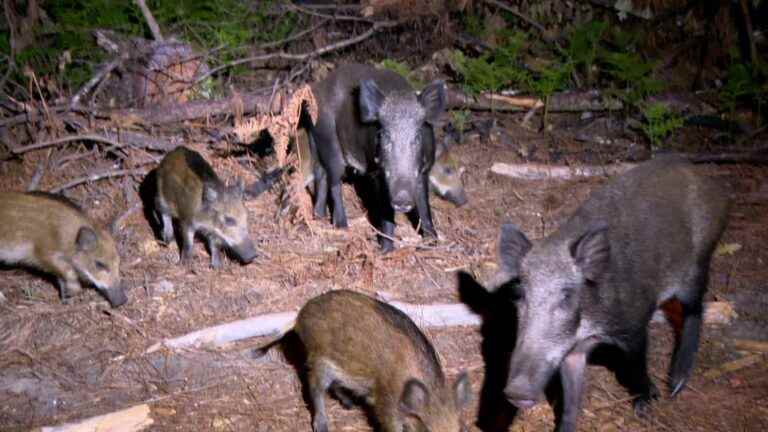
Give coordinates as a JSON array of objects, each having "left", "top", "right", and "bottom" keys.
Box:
[
  {"left": 703, "top": 354, "right": 765, "bottom": 379},
  {"left": 490, "top": 162, "right": 636, "bottom": 180},
  {"left": 36, "top": 404, "right": 153, "bottom": 432},
  {"left": 733, "top": 339, "right": 768, "bottom": 353},
  {"left": 145, "top": 296, "right": 732, "bottom": 354}
]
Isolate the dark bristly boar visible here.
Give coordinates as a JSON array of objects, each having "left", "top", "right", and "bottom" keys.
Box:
[
  {"left": 294, "top": 129, "right": 468, "bottom": 207},
  {"left": 155, "top": 146, "right": 257, "bottom": 268},
  {"left": 0, "top": 191, "right": 127, "bottom": 307},
  {"left": 308, "top": 63, "right": 446, "bottom": 251},
  {"left": 256, "top": 290, "right": 471, "bottom": 432},
  {"left": 490, "top": 155, "right": 729, "bottom": 432}
]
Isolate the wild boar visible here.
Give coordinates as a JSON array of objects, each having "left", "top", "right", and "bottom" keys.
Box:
[
  {"left": 428, "top": 138, "right": 467, "bottom": 207},
  {"left": 308, "top": 63, "right": 446, "bottom": 251},
  {"left": 0, "top": 191, "right": 127, "bottom": 307},
  {"left": 257, "top": 289, "right": 471, "bottom": 432},
  {"left": 292, "top": 129, "right": 467, "bottom": 207},
  {"left": 491, "top": 155, "right": 729, "bottom": 431},
  {"left": 155, "top": 146, "right": 257, "bottom": 268}
]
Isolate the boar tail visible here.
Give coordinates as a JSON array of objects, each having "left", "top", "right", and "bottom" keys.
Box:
[{"left": 251, "top": 316, "right": 297, "bottom": 360}]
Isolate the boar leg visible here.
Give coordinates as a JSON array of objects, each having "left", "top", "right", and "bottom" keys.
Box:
[
  {"left": 45, "top": 256, "right": 81, "bottom": 303},
  {"left": 159, "top": 213, "right": 174, "bottom": 244},
  {"left": 307, "top": 362, "right": 332, "bottom": 432},
  {"left": 311, "top": 121, "right": 348, "bottom": 228},
  {"left": 558, "top": 338, "right": 600, "bottom": 432},
  {"left": 207, "top": 236, "right": 222, "bottom": 269},
  {"left": 369, "top": 174, "right": 395, "bottom": 252},
  {"left": 414, "top": 173, "right": 436, "bottom": 238},
  {"left": 669, "top": 270, "right": 707, "bottom": 397},
  {"left": 179, "top": 222, "right": 196, "bottom": 265},
  {"left": 313, "top": 164, "right": 329, "bottom": 219},
  {"left": 57, "top": 277, "right": 83, "bottom": 304},
  {"left": 619, "top": 330, "right": 660, "bottom": 417}
]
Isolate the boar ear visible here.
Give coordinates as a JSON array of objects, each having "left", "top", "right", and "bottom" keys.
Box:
[
  {"left": 202, "top": 184, "right": 218, "bottom": 204},
  {"left": 359, "top": 79, "right": 384, "bottom": 123},
  {"left": 400, "top": 378, "right": 430, "bottom": 416},
  {"left": 453, "top": 371, "right": 472, "bottom": 408},
  {"left": 570, "top": 224, "right": 610, "bottom": 282},
  {"left": 419, "top": 80, "right": 446, "bottom": 124},
  {"left": 75, "top": 227, "right": 98, "bottom": 252},
  {"left": 498, "top": 223, "right": 532, "bottom": 279}
]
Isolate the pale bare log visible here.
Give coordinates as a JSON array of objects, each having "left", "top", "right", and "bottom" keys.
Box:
[
  {"left": 445, "top": 88, "right": 623, "bottom": 113},
  {"left": 143, "top": 298, "right": 733, "bottom": 353},
  {"left": 36, "top": 404, "right": 153, "bottom": 432},
  {"left": 490, "top": 162, "right": 637, "bottom": 180}
]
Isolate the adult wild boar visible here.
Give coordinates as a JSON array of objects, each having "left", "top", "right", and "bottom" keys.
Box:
[
  {"left": 491, "top": 156, "right": 729, "bottom": 431},
  {"left": 308, "top": 63, "right": 445, "bottom": 251}
]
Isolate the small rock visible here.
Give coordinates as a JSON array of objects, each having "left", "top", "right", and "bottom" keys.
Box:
[{"left": 153, "top": 279, "right": 175, "bottom": 294}]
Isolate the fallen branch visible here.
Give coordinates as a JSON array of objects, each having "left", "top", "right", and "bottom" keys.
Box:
[
  {"left": 733, "top": 339, "right": 768, "bottom": 353},
  {"left": 446, "top": 88, "right": 623, "bottom": 113},
  {"left": 490, "top": 161, "right": 636, "bottom": 180},
  {"left": 36, "top": 404, "right": 153, "bottom": 432},
  {"left": 92, "top": 89, "right": 292, "bottom": 126},
  {"left": 197, "top": 19, "right": 400, "bottom": 83},
  {"left": 143, "top": 297, "right": 733, "bottom": 354},
  {"left": 50, "top": 167, "right": 150, "bottom": 194},
  {"left": 703, "top": 353, "right": 765, "bottom": 379},
  {"left": 135, "top": 0, "right": 163, "bottom": 42}
]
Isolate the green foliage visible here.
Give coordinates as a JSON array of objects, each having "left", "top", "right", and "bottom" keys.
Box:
[
  {"left": 641, "top": 103, "right": 684, "bottom": 149},
  {"left": 720, "top": 62, "right": 767, "bottom": 115},
  {"left": 601, "top": 51, "right": 663, "bottom": 107},
  {"left": 566, "top": 20, "right": 607, "bottom": 85},
  {"left": 450, "top": 109, "right": 471, "bottom": 135},
  {"left": 449, "top": 30, "right": 532, "bottom": 95},
  {"left": 377, "top": 59, "right": 423, "bottom": 89},
  {"left": 3, "top": 0, "right": 298, "bottom": 92}
]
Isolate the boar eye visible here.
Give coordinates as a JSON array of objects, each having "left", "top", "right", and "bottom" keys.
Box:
[
  {"left": 95, "top": 261, "right": 109, "bottom": 271},
  {"left": 444, "top": 167, "right": 454, "bottom": 175},
  {"left": 224, "top": 216, "right": 237, "bottom": 227}
]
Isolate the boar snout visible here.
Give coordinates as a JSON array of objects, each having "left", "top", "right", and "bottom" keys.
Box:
[
  {"left": 231, "top": 239, "right": 258, "bottom": 264},
  {"left": 102, "top": 283, "right": 128, "bottom": 308},
  {"left": 504, "top": 375, "right": 544, "bottom": 410},
  {"left": 391, "top": 189, "right": 414, "bottom": 213},
  {"left": 444, "top": 188, "right": 468, "bottom": 207}
]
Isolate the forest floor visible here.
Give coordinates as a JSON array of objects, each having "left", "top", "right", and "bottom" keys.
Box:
[{"left": 1, "top": 108, "right": 767, "bottom": 432}]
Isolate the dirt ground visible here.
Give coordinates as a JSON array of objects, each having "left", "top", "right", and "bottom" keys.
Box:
[{"left": 1, "top": 110, "right": 767, "bottom": 432}]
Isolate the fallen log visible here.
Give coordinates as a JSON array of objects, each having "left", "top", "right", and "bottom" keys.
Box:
[
  {"left": 144, "top": 297, "right": 734, "bottom": 354},
  {"left": 92, "top": 89, "right": 287, "bottom": 126},
  {"left": 490, "top": 161, "right": 636, "bottom": 180},
  {"left": 446, "top": 88, "right": 623, "bottom": 113},
  {"left": 36, "top": 404, "right": 153, "bottom": 432}
]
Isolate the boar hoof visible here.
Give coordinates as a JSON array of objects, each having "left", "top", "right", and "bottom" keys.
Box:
[
  {"left": 210, "top": 258, "right": 222, "bottom": 269},
  {"left": 61, "top": 296, "right": 75, "bottom": 305},
  {"left": 632, "top": 384, "right": 659, "bottom": 419},
  {"left": 312, "top": 416, "right": 329, "bottom": 432}
]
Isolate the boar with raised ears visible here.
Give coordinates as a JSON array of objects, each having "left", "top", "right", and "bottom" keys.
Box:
[
  {"left": 0, "top": 191, "right": 127, "bottom": 307},
  {"left": 308, "top": 63, "right": 446, "bottom": 251},
  {"left": 489, "top": 156, "right": 729, "bottom": 432},
  {"left": 257, "top": 290, "right": 471, "bottom": 432},
  {"left": 293, "top": 129, "right": 467, "bottom": 207},
  {"left": 155, "top": 146, "right": 257, "bottom": 268}
]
